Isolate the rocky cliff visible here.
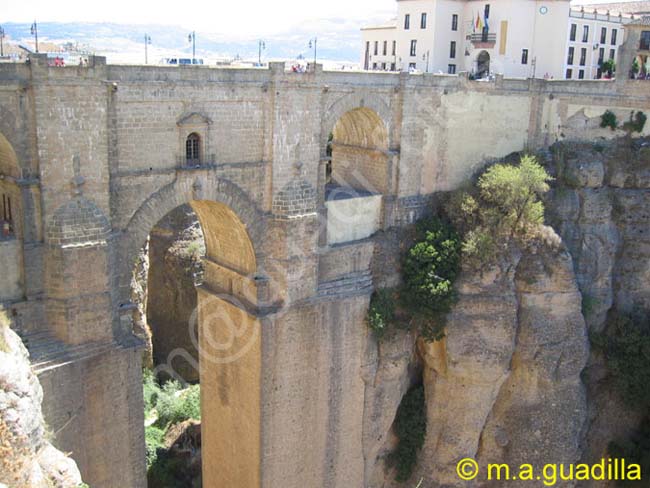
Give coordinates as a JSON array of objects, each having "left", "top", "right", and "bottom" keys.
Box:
[
  {"left": 0, "top": 311, "right": 84, "bottom": 488},
  {"left": 544, "top": 138, "right": 650, "bottom": 472}
]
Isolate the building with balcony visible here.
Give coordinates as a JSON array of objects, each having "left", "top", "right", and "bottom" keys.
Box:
[{"left": 361, "top": 0, "right": 650, "bottom": 79}]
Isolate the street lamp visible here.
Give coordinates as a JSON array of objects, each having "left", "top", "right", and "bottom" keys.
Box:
[
  {"left": 308, "top": 37, "right": 317, "bottom": 67},
  {"left": 0, "top": 27, "right": 5, "bottom": 57},
  {"left": 30, "top": 21, "right": 38, "bottom": 53},
  {"left": 188, "top": 31, "right": 196, "bottom": 64},
  {"left": 258, "top": 40, "right": 266, "bottom": 66},
  {"left": 144, "top": 34, "right": 152, "bottom": 64}
]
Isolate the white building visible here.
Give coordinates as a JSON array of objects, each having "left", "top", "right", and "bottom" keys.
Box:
[{"left": 361, "top": 0, "right": 647, "bottom": 79}]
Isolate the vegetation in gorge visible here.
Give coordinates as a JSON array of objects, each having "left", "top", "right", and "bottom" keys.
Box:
[
  {"left": 143, "top": 371, "right": 201, "bottom": 486},
  {"left": 367, "top": 155, "right": 553, "bottom": 342},
  {"left": 389, "top": 385, "right": 427, "bottom": 483},
  {"left": 592, "top": 310, "right": 650, "bottom": 486}
]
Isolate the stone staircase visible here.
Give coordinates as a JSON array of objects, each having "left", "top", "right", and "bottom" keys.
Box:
[
  {"left": 317, "top": 270, "right": 373, "bottom": 298},
  {"left": 20, "top": 330, "right": 117, "bottom": 373}
]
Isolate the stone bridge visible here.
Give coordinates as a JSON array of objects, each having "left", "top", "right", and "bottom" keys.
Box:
[{"left": 0, "top": 52, "right": 648, "bottom": 487}]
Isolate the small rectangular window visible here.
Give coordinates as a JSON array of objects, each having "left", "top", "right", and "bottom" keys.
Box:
[
  {"left": 372, "top": 62, "right": 377, "bottom": 70},
  {"left": 597, "top": 68, "right": 602, "bottom": 79},
  {"left": 567, "top": 46, "right": 574, "bottom": 65},
  {"left": 382, "top": 62, "right": 386, "bottom": 70},
  {"left": 448, "top": 64, "right": 456, "bottom": 74},
  {"left": 610, "top": 48, "right": 616, "bottom": 60},
  {"left": 405, "top": 14, "right": 410, "bottom": 30},
  {"left": 611, "top": 29, "right": 618, "bottom": 45},
  {"left": 374, "top": 41, "right": 378, "bottom": 56},
  {"left": 410, "top": 39, "right": 417, "bottom": 57},
  {"left": 391, "top": 62, "right": 396, "bottom": 71},
  {"left": 598, "top": 47, "right": 604, "bottom": 64},
  {"left": 640, "top": 31, "right": 650, "bottom": 50},
  {"left": 421, "top": 13, "right": 427, "bottom": 29},
  {"left": 452, "top": 14, "right": 458, "bottom": 31},
  {"left": 580, "top": 47, "right": 586, "bottom": 66},
  {"left": 450, "top": 41, "right": 456, "bottom": 59},
  {"left": 566, "top": 68, "right": 573, "bottom": 79},
  {"left": 409, "top": 62, "right": 417, "bottom": 70},
  {"left": 583, "top": 25, "right": 589, "bottom": 43},
  {"left": 579, "top": 69, "right": 585, "bottom": 79},
  {"left": 383, "top": 41, "right": 387, "bottom": 56},
  {"left": 392, "top": 40, "right": 396, "bottom": 56},
  {"left": 521, "top": 49, "right": 528, "bottom": 65},
  {"left": 600, "top": 27, "right": 607, "bottom": 44},
  {"left": 570, "top": 24, "right": 577, "bottom": 42}
]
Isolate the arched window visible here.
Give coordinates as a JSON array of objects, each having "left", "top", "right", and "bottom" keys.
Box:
[
  {"left": 186, "top": 133, "right": 201, "bottom": 165},
  {"left": 1, "top": 193, "right": 13, "bottom": 237}
]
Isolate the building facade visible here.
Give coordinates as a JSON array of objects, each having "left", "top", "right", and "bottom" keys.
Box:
[{"left": 362, "top": 0, "right": 647, "bottom": 79}]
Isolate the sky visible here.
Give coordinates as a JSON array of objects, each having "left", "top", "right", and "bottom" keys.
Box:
[{"left": 2, "top": 0, "right": 396, "bottom": 38}]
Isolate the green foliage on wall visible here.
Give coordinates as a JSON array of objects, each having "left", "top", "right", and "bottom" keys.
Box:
[
  {"left": 367, "top": 288, "right": 397, "bottom": 339},
  {"left": 389, "top": 385, "right": 427, "bottom": 483},
  {"left": 401, "top": 217, "right": 461, "bottom": 342},
  {"left": 621, "top": 111, "right": 647, "bottom": 134},
  {"left": 601, "top": 110, "right": 619, "bottom": 130}
]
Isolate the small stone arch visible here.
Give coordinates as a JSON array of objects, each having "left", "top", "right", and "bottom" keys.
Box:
[
  {"left": 118, "top": 173, "right": 266, "bottom": 304},
  {"left": 322, "top": 92, "right": 392, "bottom": 151}
]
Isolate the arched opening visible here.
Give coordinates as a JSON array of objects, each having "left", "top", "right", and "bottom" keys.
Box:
[
  {"left": 186, "top": 132, "right": 201, "bottom": 166},
  {"left": 324, "top": 107, "right": 389, "bottom": 245},
  {"left": 130, "top": 196, "right": 260, "bottom": 488},
  {"left": 330, "top": 107, "right": 389, "bottom": 194},
  {"left": 0, "top": 132, "right": 24, "bottom": 302},
  {"left": 476, "top": 50, "right": 490, "bottom": 79}
]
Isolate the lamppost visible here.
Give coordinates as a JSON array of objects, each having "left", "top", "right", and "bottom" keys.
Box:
[
  {"left": 258, "top": 40, "right": 266, "bottom": 66},
  {"left": 144, "top": 34, "right": 152, "bottom": 64},
  {"left": 30, "top": 21, "right": 38, "bottom": 53},
  {"left": 308, "top": 37, "right": 317, "bottom": 67},
  {"left": 188, "top": 31, "right": 196, "bottom": 64},
  {"left": 0, "top": 27, "right": 5, "bottom": 57}
]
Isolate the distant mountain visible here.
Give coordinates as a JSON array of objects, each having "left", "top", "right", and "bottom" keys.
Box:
[{"left": 1, "top": 20, "right": 373, "bottom": 65}]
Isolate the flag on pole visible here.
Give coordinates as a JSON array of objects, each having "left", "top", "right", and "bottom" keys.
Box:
[
  {"left": 484, "top": 14, "right": 489, "bottom": 31},
  {"left": 475, "top": 13, "right": 483, "bottom": 31},
  {"left": 30, "top": 22, "right": 36, "bottom": 35}
]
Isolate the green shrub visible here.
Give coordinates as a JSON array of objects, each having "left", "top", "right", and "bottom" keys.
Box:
[
  {"left": 581, "top": 293, "right": 599, "bottom": 318},
  {"left": 601, "top": 110, "right": 618, "bottom": 131},
  {"left": 155, "top": 381, "right": 201, "bottom": 428},
  {"left": 367, "top": 289, "right": 397, "bottom": 339},
  {"left": 145, "top": 425, "right": 166, "bottom": 468},
  {"left": 591, "top": 311, "right": 650, "bottom": 408},
  {"left": 401, "top": 217, "right": 461, "bottom": 342},
  {"left": 622, "top": 111, "right": 647, "bottom": 134},
  {"left": 601, "top": 59, "right": 616, "bottom": 76},
  {"left": 389, "top": 385, "right": 426, "bottom": 482},
  {"left": 143, "top": 369, "right": 159, "bottom": 414}
]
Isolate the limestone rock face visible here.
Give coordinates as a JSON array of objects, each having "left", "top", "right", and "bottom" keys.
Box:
[
  {"left": 147, "top": 204, "right": 204, "bottom": 383},
  {"left": 418, "top": 240, "right": 589, "bottom": 486},
  {"left": 0, "top": 315, "right": 83, "bottom": 488},
  {"left": 544, "top": 139, "right": 650, "bottom": 468}
]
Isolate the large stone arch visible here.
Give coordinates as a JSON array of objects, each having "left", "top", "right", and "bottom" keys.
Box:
[
  {"left": 118, "top": 172, "right": 267, "bottom": 304},
  {"left": 119, "top": 172, "right": 268, "bottom": 487}
]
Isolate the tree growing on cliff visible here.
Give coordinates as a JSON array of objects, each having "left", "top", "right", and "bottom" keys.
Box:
[{"left": 447, "top": 155, "right": 552, "bottom": 264}]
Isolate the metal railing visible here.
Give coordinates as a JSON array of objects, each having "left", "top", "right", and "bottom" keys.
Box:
[
  {"left": 176, "top": 154, "right": 217, "bottom": 168},
  {"left": 468, "top": 33, "right": 497, "bottom": 43}
]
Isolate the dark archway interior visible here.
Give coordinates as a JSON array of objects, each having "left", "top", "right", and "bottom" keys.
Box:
[{"left": 477, "top": 50, "right": 490, "bottom": 78}]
